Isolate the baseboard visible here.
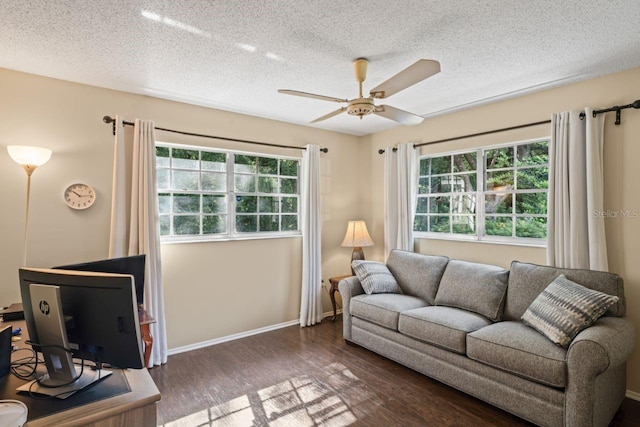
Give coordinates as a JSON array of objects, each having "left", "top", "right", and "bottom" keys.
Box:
[
  {"left": 627, "top": 390, "right": 640, "bottom": 401},
  {"left": 322, "top": 309, "right": 342, "bottom": 319},
  {"left": 168, "top": 309, "right": 343, "bottom": 356},
  {"left": 167, "top": 318, "right": 300, "bottom": 356}
]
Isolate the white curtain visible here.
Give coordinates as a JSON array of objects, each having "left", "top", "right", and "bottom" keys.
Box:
[
  {"left": 300, "top": 144, "right": 323, "bottom": 327},
  {"left": 109, "top": 116, "right": 167, "bottom": 366},
  {"left": 384, "top": 143, "right": 418, "bottom": 257},
  {"left": 547, "top": 109, "right": 608, "bottom": 271}
]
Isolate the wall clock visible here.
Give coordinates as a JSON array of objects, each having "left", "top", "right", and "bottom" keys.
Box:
[{"left": 64, "top": 183, "right": 96, "bottom": 210}]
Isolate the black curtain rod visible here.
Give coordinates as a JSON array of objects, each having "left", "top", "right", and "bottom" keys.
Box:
[
  {"left": 379, "top": 98, "right": 640, "bottom": 155},
  {"left": 102, "top": 116, "right": 329, "bottom": 153},
  {"left": 378, "top": 119, "right": 551, "bottom": 154},
  {"left": 579, "top": 99, "right": 640, "bottom": 125}
]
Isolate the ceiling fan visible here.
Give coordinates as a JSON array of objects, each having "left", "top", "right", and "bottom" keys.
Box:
[{"left": 278, "top": 58, "right": 440, "bottom": 125}]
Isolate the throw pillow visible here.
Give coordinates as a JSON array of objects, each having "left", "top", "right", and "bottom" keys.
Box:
[
  {"left": 352, "top": 260, "right": 403, "bottom": 295},
  {"left": 521, "top": 274, "right": 619, "bottom": 348}
]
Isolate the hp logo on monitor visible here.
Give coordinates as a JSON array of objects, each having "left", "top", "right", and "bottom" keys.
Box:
[{"left": 39, "top": 300, "right": 51, "bottom": 316}]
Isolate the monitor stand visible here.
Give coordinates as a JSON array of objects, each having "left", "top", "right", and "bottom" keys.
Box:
[{"left": 17, "top": 284, "right": 112, "bottom": 399}]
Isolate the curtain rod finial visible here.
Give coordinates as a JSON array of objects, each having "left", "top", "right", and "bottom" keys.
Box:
[
  {"left": 103, "top": 115, "right": 116, "bottom": 135},
  {"left": 320, "top": 147, "right": 329, "bottom": 153}
]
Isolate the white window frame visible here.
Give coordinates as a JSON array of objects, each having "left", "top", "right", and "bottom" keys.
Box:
[
  {"left": 414, "top": 137, "right": 549, "bottom": 247},
  {"left": 156, "top": 142, "right": 302, "bottom": 243}
]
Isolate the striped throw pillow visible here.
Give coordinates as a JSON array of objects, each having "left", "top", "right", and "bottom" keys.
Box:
[
  {"left": 352, "top": 261, "right": 403, "bottom": 295},
  {"left": 521, "top": 274, "right": 619, "bottom": 348}
]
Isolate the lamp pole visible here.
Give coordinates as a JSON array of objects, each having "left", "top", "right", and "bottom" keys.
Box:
[{"left": 22, "top": 165, "right": 37, "bottom": 266}]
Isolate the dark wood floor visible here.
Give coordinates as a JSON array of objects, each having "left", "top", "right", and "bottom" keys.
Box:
[{"left": 149, "top": 318, "right": 640, "bottom": 427}]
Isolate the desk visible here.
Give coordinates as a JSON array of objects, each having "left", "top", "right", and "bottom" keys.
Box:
[
  {"left": 328, "top": 275, "right": 351, "bottom": 321},
  {"left": 26, "top": 369, "right": 159, "bottom": 427},
  {"left": 2, "top": 320, "right": 160, "bottom": 427}
]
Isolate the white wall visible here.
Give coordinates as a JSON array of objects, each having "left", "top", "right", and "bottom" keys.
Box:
[
  {"left": 0, "top": 68, "right": 361, "bottom": 350},
  {"left": 359, "top": 66, "right": 640, "bottom": 394}
]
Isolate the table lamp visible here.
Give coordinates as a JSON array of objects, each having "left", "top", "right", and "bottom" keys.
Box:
[
  {"left": 7, "top": 145, "right": 52, "bottom": 266},
  {"left": 341, "top": 220, "right": 374, "bottom": 275}
]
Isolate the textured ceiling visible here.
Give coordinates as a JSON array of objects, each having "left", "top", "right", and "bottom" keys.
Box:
[{"left": 2, "top": 1, "right": 640, "bottom": 136}]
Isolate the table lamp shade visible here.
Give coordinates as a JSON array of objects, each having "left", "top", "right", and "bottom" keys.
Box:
[
  {"left": 341, "top": 220, "right": 373, "bottom": 275},
  {"left": 341, "top": 220, "right": 374, "bottom": 248}
]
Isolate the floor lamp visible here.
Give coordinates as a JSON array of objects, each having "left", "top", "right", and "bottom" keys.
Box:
[
  {"left": 7, "top": 145, "right": 52, "bottom": 266},
  {"left": 341, "top": 220, "right": 374, "bottom": 275}
]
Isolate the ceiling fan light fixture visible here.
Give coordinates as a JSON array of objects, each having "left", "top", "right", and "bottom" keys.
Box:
[{"left": 347, "top": 98, "right": 375, "bottom": 117}]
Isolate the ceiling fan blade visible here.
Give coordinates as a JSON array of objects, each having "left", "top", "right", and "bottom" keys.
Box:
[
  {"left": 278, "top": 89, "right": 348, "bottom": 103},
  {"left": 369, "top": 59, "right": 440, "bottom": 99},
  {"left": 311, "top": 107, "right": 347, "bottom": 123},
  {"left": 374, "top": 105, "right": 424, "bottom": 126}
]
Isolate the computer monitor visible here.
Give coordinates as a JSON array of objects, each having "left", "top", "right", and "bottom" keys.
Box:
[
  {"left": 18, "top": 267, "right": 143, "bottom": 397},
  {"left": 53, "top": 254, "right": 146, "bottom": 307}
]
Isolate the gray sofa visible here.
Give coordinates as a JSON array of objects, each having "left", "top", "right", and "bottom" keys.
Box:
[{"left": 339, "top": 250, "right": 636, "bottom": 427}]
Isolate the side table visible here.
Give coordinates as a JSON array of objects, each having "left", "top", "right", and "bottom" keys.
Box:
[
  {"left": 328, "top": 275, "right": 352, "bottom": 321},
  {"left": 138, "top": 307, "right": 156, "bottom": 368}
]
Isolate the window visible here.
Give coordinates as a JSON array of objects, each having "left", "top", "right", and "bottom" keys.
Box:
[
  {"left": 156, "top": 144, "right": 300, "bottom": 240},
  {"left": 484, "top": 141, "right": 548, "bottom": 239},
  {"left": 414, "top": 152, "right": 478, "bottom": 235},
  {"left": 414, "top": 139, "right": 549, "bottom": 244}
]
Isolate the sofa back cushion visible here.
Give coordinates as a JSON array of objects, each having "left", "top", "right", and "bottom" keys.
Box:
[
  {"left": 434, "top": 260, "right": 509, "bottom": 322},
  {"left": 504, "top": 261, "right": 625, "bottom": 321},
  {"left": 386, "top": 250, "right": 449, "bottom": 304}
]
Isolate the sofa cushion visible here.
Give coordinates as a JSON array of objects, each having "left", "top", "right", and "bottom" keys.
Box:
[
  {"left": 386, "top": 250, "right": 449, "bottom": 305},
  {"left": 467, "top": 321, "right": 567, "bottom": 388},
  {"left": 521, "top": 274, "right": 619, "bottom": 348},
  {"left": 352, "top": 260, "right": 403, "bottom": 295},
  {"left": 350, "top": 294, "right": 427, "bottom": 331},
  {"left": 434, "top": 260, "right": 509, "bottom": 321},
  {"left": 504, "top": 261, "right": 625, "bottom": 321},
  {"left": 398, "top": 306, "right": 492, "bottom": 354}
]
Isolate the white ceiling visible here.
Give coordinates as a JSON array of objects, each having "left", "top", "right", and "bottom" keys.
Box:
[{"left": 2, "top": 1, "right": 640, "bottom": 136}]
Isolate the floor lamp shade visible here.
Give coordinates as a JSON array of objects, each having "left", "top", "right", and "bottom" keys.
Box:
[
  {"left": 8, "top": 145, "right": 52, "bottom": 174},
  {"left": 7, "top": 145, "right": 52, "bottom": 266},
  {"left": 341, "top": 220, "right": 374, "bottom": 274}
]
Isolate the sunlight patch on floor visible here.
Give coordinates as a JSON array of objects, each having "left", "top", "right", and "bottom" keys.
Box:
[
  {"left": 159, "top": 362, "right": 368, "bottom": 426},
  {"left": 209, "top": 395, "right": 255, "bottom": 426}
]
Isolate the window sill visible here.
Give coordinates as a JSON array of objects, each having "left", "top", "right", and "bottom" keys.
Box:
[
  {"left": 161, "top": 232, "right": 302, "bottom": 245},
  {"left": 414, "top": 233, "right": 547, "bottom": 248}
]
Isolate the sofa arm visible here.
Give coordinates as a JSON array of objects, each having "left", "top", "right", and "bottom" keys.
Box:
[
  {"left": 338, "top": 276, "right": 364, "bottom": 341},
  {"left": 565, "top": 316, "right": 637, "bottom": 427},
  {"left": 569, "top": 316, "right": 636, "bottom": 369}
]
